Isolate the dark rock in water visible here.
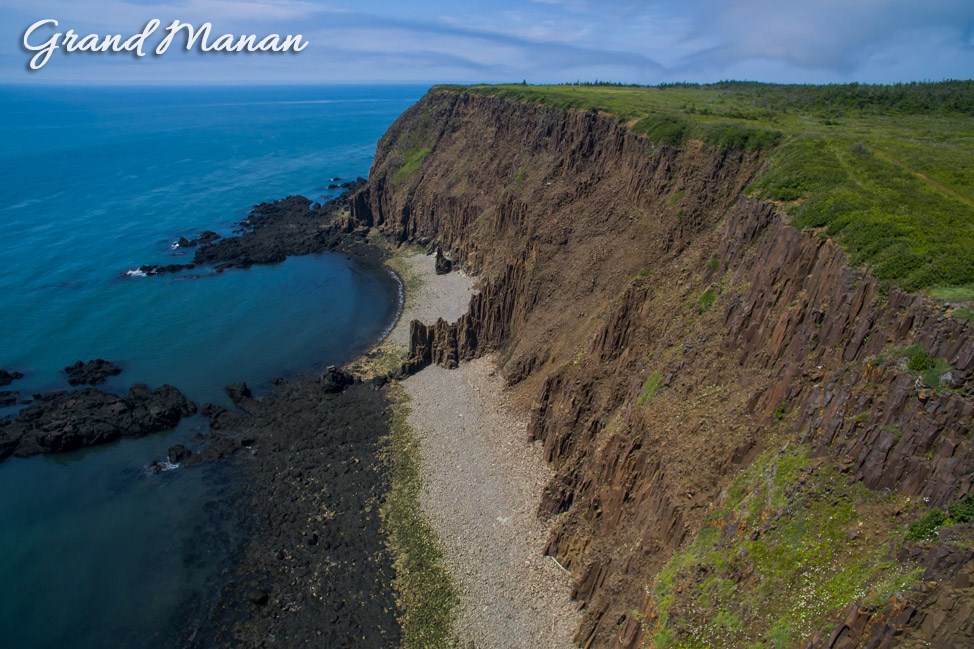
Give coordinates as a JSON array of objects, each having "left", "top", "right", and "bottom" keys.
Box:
[
  {"left": 0, "top": 384, "right": 196, "bottom": 461},
  {"left": 319, "top": 366, "right": 354, "bottom": 394},
  {"left": 137, "top": 178, "right": 380, "bottom": 277},
  {"left": 0, "top": 419, "right": 19, "bottom": 460},
  {"left": 435, "top": 246, "right": 453, "bottom": 275},
  {"left": 0, "top": 370, "right": 23, "bottom": 387},
  {"left": 168, "top": 444, "right": 192, "bottom": 464},
  {"left": 0, "top": 391, "right": 19, "bottom": 407},
  {"left": 225, "top": 382, "right": 252, "bottom": 407},
  {"left": 64, "top": 359, "right": 122, "bottom": 386},
  {"left": 134, "top": 263, "right": 196, "bottom": 276},
  {"left": 176, "top": 231, "right": 220, "bottom": 248},
  {"left": 327, "top": 183, "right": 340, "bottom": 189},
  {"left": 200, "top": 403, "right": 231, "bottom": 430}
]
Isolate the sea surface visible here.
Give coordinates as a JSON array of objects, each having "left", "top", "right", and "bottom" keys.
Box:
[{"left": 0, "top": 84, "right": 424, "bottom": 648}]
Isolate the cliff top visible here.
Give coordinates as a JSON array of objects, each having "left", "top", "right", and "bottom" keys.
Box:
[{"left": 433, "top": 82, "right": 974, "bottom": 301}]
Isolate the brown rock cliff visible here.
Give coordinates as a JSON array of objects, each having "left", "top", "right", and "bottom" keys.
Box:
[{"left": 350, "top": 90, "right": 973, "bottom": 647}]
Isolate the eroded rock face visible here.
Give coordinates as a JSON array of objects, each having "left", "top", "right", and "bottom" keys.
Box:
[
  {"left": 349, "top": 90, "right": 974, "bottom": 647},
  {"left": 64, "top": 359, "right": 122, "bottom": 386},
  {"left": 0, "top": 384, "right": 196, "bottom": 460},
  {"left": 434, "top": 246, "right": 453, "bottom": 274}
]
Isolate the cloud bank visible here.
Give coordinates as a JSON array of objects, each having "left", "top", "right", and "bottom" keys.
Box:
[{"left": 1, "top": 0, "right": 971, "bottom": 83}]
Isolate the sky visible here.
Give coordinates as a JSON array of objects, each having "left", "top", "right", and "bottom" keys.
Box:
[{"left": 1, "top": 0, "right": 972, "bottom": 85}]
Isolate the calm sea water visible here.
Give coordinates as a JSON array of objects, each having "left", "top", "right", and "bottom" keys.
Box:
[{"left": 0, "top": 84, "right": 424, "bottom": 648}]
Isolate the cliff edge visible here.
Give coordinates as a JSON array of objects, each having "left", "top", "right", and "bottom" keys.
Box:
[{"left": 352, "top": 86, "right": 974, "bottom": 648}]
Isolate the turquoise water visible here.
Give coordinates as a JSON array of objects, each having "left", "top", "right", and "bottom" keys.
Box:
[{"left": 0, "top": 85, "right": 423, "bottom": 647}]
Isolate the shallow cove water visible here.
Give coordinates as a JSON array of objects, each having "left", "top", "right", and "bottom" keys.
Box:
[{"left": 0, "top": 84, "right": 423, "bottom": 648}]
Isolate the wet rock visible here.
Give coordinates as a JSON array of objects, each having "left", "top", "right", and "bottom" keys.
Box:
[
  {"left": 319, "top": 366, "right": 354, "bottom": 394},
  {"left": 192, "top": 372, "right": 399, "bottom": 647},
  {"left": 246, "top": 587, "right": 270, "bottom": 607},
  {"left": 176, "top": 231, "right": 220, "bottom": 248},
  {"left": 0, "top": 384, "right": 196, "bottom": 461},
  {"left": 167, "top": 444, "right": 192, "bottom": 464},
  {"left": 0, "top": 391, "right": 19, "bottom": 408},
  {"left": 200, "top": 403, "right": 232, "bottom": 429},
  {"left": 225, "top": 382, "right": 252, "bottom": 407},
  {"left": 64, "top": 359, "right": 122, "bottom": 386},
  {"left": 0, "top": 370, "right": 23, "bottom": 387},
  {"left": 133, "top": 263, "right": 195, "bottom": 276}
]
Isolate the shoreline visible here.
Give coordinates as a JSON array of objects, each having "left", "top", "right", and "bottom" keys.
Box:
[{"left": 186, "top": 244, "right": 480, "bottom": 647}]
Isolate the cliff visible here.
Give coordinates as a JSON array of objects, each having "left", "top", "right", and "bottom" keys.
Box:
[{"left": 349, "top": 89, "right": 974, "bottom": 648}]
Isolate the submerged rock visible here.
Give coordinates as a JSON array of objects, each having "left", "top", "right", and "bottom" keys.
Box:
[
  {"left": 0, "top": 370, "right": 23, "bottom": 387},
  {"left": 64, "top": 359, "right": 122, "bottom": 386}
]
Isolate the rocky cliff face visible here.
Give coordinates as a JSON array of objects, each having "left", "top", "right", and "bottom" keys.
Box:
[{"left": 350, "top": 90, "right": 973, "bottom": 647}]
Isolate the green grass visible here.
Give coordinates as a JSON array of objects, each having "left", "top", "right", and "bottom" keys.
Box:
[
  {"left": 695, "top": 285, "right": 718, "bottom": 313},
  {"left": 637, "top": 370, "right": 664, "bottom": 406},
  {"left": 649, "top": 447, "right": 919, "bottom": 648},
  {"left": 381, "top": 387, "right": 460, "bottom": 648},
  {"left": 930, "top": 283, "right": 974, "bottom": 303},
  {"left": 435, "top": 82, "right": 974, "bottom": 294},
  {"left": 393, "top": 146, "right": 432, "bottom": 185}
]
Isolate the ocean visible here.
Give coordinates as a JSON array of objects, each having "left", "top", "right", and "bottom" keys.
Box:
[{"left": 0, "top": 84, "right": 424, "bottom": 647}]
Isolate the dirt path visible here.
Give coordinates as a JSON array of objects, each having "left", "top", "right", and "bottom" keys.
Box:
[{"left": 403, "top": 357, "right": 581, "bottom": 648}]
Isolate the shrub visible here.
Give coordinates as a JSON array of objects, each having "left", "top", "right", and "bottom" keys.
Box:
[
  {"left": 907, "top": 509, "right": 947, "bottom": 541},
  {"left": 906, "top": 347, "right": 936, "bottom": 372}
]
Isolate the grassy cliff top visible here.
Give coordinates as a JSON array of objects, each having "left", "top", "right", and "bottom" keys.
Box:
[{"left": 436, "top": 82, "right": 974, "bottom": 299}]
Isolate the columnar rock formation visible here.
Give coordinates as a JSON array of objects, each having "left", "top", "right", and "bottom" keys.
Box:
[{"left": 350, "top": 90, "right": 973, "bottom": 647}]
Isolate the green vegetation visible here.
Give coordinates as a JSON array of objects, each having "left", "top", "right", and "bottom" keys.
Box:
[
  {"left": 906, "top": 493, "right": 974, "bottom": 541},
  {"left": 393, "top": 146, "right": 432, "bottom": 185},
  {"left": 649, "top": 447, "right": 919, "bottom": 648},
  {"left": 381, "top": 387, "right": 460, "bottom": 648},
  {"left": 695, "top": 285, "right": 718, "bottom": 313},
  {"left": 930, "top": 284, "right": 974, "bottom": 302},
  {"left": 437, "top": 81, "right": 974, "bottom": 295},
  {"left": 637, "top": 370, "right": 664, "bottom": 406},
  {"left": 893, "top": 344, "right": 954, "bottom": 389}
]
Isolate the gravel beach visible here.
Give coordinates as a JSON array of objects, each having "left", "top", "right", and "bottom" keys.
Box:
[
  {"left": 403, "top": 357, "right": 581, "bottom": 648},
  {"left": 388, "top": 252, "right": 476, "bottom": 349},
  {"left": 388, "top": 250, "right": 580, "bottom": 647}
]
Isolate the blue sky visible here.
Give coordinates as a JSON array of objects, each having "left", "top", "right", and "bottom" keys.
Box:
[{"left": 2, "top": 0, "right": 972, "bottom": 84}]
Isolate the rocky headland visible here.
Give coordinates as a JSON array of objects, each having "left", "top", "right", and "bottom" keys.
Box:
[
  {"left": 337, "top": 87, "right": 973, "bottom": 648},
  {"left": 5, "top": 83, "right": 971, "bottom": 649}
]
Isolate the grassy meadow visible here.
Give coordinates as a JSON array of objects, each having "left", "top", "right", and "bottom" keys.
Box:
[{"left": 442, "top": 82, "right": 974, "bottom": 300}]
